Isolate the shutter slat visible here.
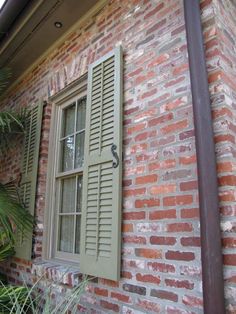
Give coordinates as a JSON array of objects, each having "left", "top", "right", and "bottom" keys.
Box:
[
  {"left": 15, "top": 102, "right": 43, "bottom": 260},
  {"left": 80, "top": 46, "right": 122, "bottom": 280}
]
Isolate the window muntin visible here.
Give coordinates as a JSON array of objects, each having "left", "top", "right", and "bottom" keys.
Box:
[{"left": 54, "top": 96, "right": 86, "bottom": 260}]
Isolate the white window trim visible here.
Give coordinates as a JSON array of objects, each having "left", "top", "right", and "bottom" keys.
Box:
[{"left": 43, "top": 74, "right": 87, "bottom": 265}]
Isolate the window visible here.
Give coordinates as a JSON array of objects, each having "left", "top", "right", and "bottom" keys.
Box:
[
  {"left": 45, "top": 77, "right": 87, "bottom": 263},
  {"left": 55, "top": 96, "right": 86, "bottom": 260},
  {"left": 45, "top": 46, "right": 123, "bottom": 280}
]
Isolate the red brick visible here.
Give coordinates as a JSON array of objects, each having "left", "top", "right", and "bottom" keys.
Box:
[
  {"left": 167, "top": 223, "right": 193, "bottom": 232},
  {"left": 181, "top": 237, "right": 201, "bottom": 247},
  {"left": 100, "top": 300, "right": 119, "bottom": 312},
  {"left": 217, "top": 161, "right": 234, "bottom": 173},
  {"left": 224, "top": 254, "right": 236, "bottom": 266},
  {"left": 150, "top": 236, "right": 176, "bottom": 245},
  {"left": 149, "top": 159, "right": 176, "bottom": 171},
  {"left": 218, "top": 175, "right": 236, "bottom": 186},
  {"left": 144, "top": 3, "right": 164, "bottom": 19},
  {"left": 111, "top": 292, "right": 130, "bottom": 303},
  {"left": 122, "top": 223, "right": 133, "bottom": 232},
  {"left": 94, "top": 287, "right": 108, "bottom": 297},
  {"left": 172, "top": 63, "right": 189, "bottom": 75},
  {"left": 135, "top": 248, "right": 162, "bottom": 259},
  {"left": 99, "top": 278, "right": 119, "bottom": 288},
  {"left": 123, "top": 211, "right": 146, "bottom": 220},
  {"left": 148, "top": 113, "right": 173, "bottom": 127},
  {"left": 222, "top": 237, "right": 236, "bottom": 248},
  {"left": 123, "top": 235, "right": 146, "bottom": 244},
  {"left": 146, "top": 19, "right": 167, "bottom": 35},
  {"left": 181, "top": 208, "right": 199, "bottom": 218},
  {"left": 141, "top": 88, "right": 157, "bottom": 99},
  {"left": 165, "top": 279, "right": 194, "bottom": 290},
  {"left": 179, "top": 155, "right": 197, "bottom": 165},
  {"left": 163, "top": 195, "right": 193, "bottom": 206},
  {"left": 127, "top": 122, "right": 146, "bottom": 135},
  {"left": 147, "top": 262, "right": 175, "bottom": 273},
  {"left": 165, "top": 76, "right": 185, "bottom": 88},
  {"left": 122, "top": 271, "right": 132, "bottom": 279},
  {"left": 135, "top": 198, "right": 160, "bottom": 208},
  {"left": 136, "top": 273, "right": 161, "bottom": 284},
  {"left": 136, "top": 299, "right": 161, "bottom": 313},
  {"left": 151, "top": 289, "right": 178, "bottom": 302},
  {"left": 166, "top": 251, "right": 195, "bottom": 261},
  {"left": 180, "top": 180, "right": 198, "bottom": 191},
  {"left": 161, "top": 120, "right": 188, "bottom": 134},
  {"left": 150, "top": 184, "right": 176, "bottom": 195},
  {"left": 136, "top": 174, "right": 158, "bottom": 185},
  {"left": 182, "top": 295, "right": 203, "bottom": 308},
  {"left": 149, "top": 209, "right": 176, "bottom": 220},
  {"left": 124, "top": 188, "right": 146, "bottom": 197}
]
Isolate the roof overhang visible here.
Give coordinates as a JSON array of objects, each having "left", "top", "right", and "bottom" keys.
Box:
[{"left": 0, "top": 0, "right": 100, "bottom": 90}]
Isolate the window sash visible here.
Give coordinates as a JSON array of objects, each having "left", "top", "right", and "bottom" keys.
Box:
[{"left": 50, "top": 91, "right": 86, "bottom": 262}]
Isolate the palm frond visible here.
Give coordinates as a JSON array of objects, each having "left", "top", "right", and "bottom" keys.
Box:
[
  {"left": 0, "top": 109, "right": 29, "bottom": 154},
  {"left": 0, "top": 184, "right": 34, "bottom": 244}
]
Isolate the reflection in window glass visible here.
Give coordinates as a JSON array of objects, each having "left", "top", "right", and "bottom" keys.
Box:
[
  {"left": 63, "top": 104, "right": 75, "bottom": 136},
  {"left": 61, "top": 177, "right": 76, "bottom": 213},
  {"left": 75, "top": 216, "right": 81, "bottom": 254},
  {"left": 61, "top": 136, "right": 74, "bottom": 171},
  {"left": 75, "top": 132, "right": 85, "bottom": 168},
  {"left": 77, "top": 99, "right": 86, "bottom": 131},
  {"left": 59, "top": 216, "right": 74, "bottom": 253}
]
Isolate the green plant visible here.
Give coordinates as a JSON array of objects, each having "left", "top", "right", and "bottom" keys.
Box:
[
  {"left": 0, "top": 273, "right": 89, "bottom": 314},
  {"left": 0, "top": 109, "right": 29, "bottom": 151},
  {"left": 0, "top": 182, "right": 34, "bottom": 261}
]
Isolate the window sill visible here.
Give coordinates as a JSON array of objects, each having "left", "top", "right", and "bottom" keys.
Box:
[{"left": 31, "top": 259, "right": 83, "bottom": 287}]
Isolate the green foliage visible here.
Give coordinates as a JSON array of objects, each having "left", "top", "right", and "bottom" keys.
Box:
[
  {"left": 0, "top": 274, "right": 89, "bottom": 314},
  {"left": 0, "top": 109, "right": 29, "bottom": 151},
  {"left": 0, "top": 183, "right": 34, "bottom": 248}
]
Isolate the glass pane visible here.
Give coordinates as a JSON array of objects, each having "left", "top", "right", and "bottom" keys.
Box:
[
  {"left": 75, "top": 215, "right": 81, "bottom": 254},
  {"left": 75, "top": 132, "right": 85, "bottom": 168},
  {"left": 61, "top": 136, "right": 74, "bottom": 171},
  {"left": 76, "top": 98, "right": 86, "bottom": 131},
  {"left": 61, "top": 177, "right": 76, "bottom": 213},
  {"left": 63, "top": 104, "right": 75, "bottom": 136},
  {"left": 59, "top": 216, "right": 74, "bottom": 253},
  {"left": 77, "top": 176, "right": 83, "bottom": 212}
]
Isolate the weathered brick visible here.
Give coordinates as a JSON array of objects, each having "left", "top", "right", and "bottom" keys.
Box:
[
  {"left": 165, "top": 278, "right": 194, "bottom": 290},
  {"left": 149, "top": 209, "right": 176, "bottom": 220},
  {"left": 151, "top": 289, "right": 178, "bottom": 302},
  {"left": 163, "top": 195, "right": 193, "bottom": 206},
  {"left": 147, "top": 262, "right": 175, "bottom": 273},
  {"left": 123, "top": 283, "right": 146, "bottom": 296},
  {"left": 150, "top": 236, "right": 176, "bottom": 245},
  {"left": 136, "top": 273, "right": 161, "bottom": 285},
  {"left": 135, "top": 248, "right": 162, "bottom": 259},
  {"left": 166, "top": 250, "right": 195, "bottom": 261},
  {"left": 100, "top": 300, "right": 119, "bottom": 312}
]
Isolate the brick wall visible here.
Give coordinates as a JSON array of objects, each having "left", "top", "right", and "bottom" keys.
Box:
[
  {"left": 201, "top": 0, "right": 236, "bottom": 312},
  {"left": 0, "top": 0, "right": 234, "bottom": 312}
]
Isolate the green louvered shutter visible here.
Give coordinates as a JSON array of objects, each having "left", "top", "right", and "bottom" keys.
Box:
[
  {"left": 80, "top": 46, "right": 123, "bottom": 280},
  {"left": 15, "top": 102, "right": 43, "bottom": 260}
]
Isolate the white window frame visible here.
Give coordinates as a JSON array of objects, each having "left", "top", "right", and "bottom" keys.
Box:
[{"left": 43, "top": 75, "right": 87, "bottom": 264}]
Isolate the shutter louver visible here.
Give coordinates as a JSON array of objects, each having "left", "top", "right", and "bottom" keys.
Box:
[
  {"left": 15, "top": 102, "right": 43, "bottom": 260},
  {"left": 80, "top": 46, "right": 122, "bottom": 280}
]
